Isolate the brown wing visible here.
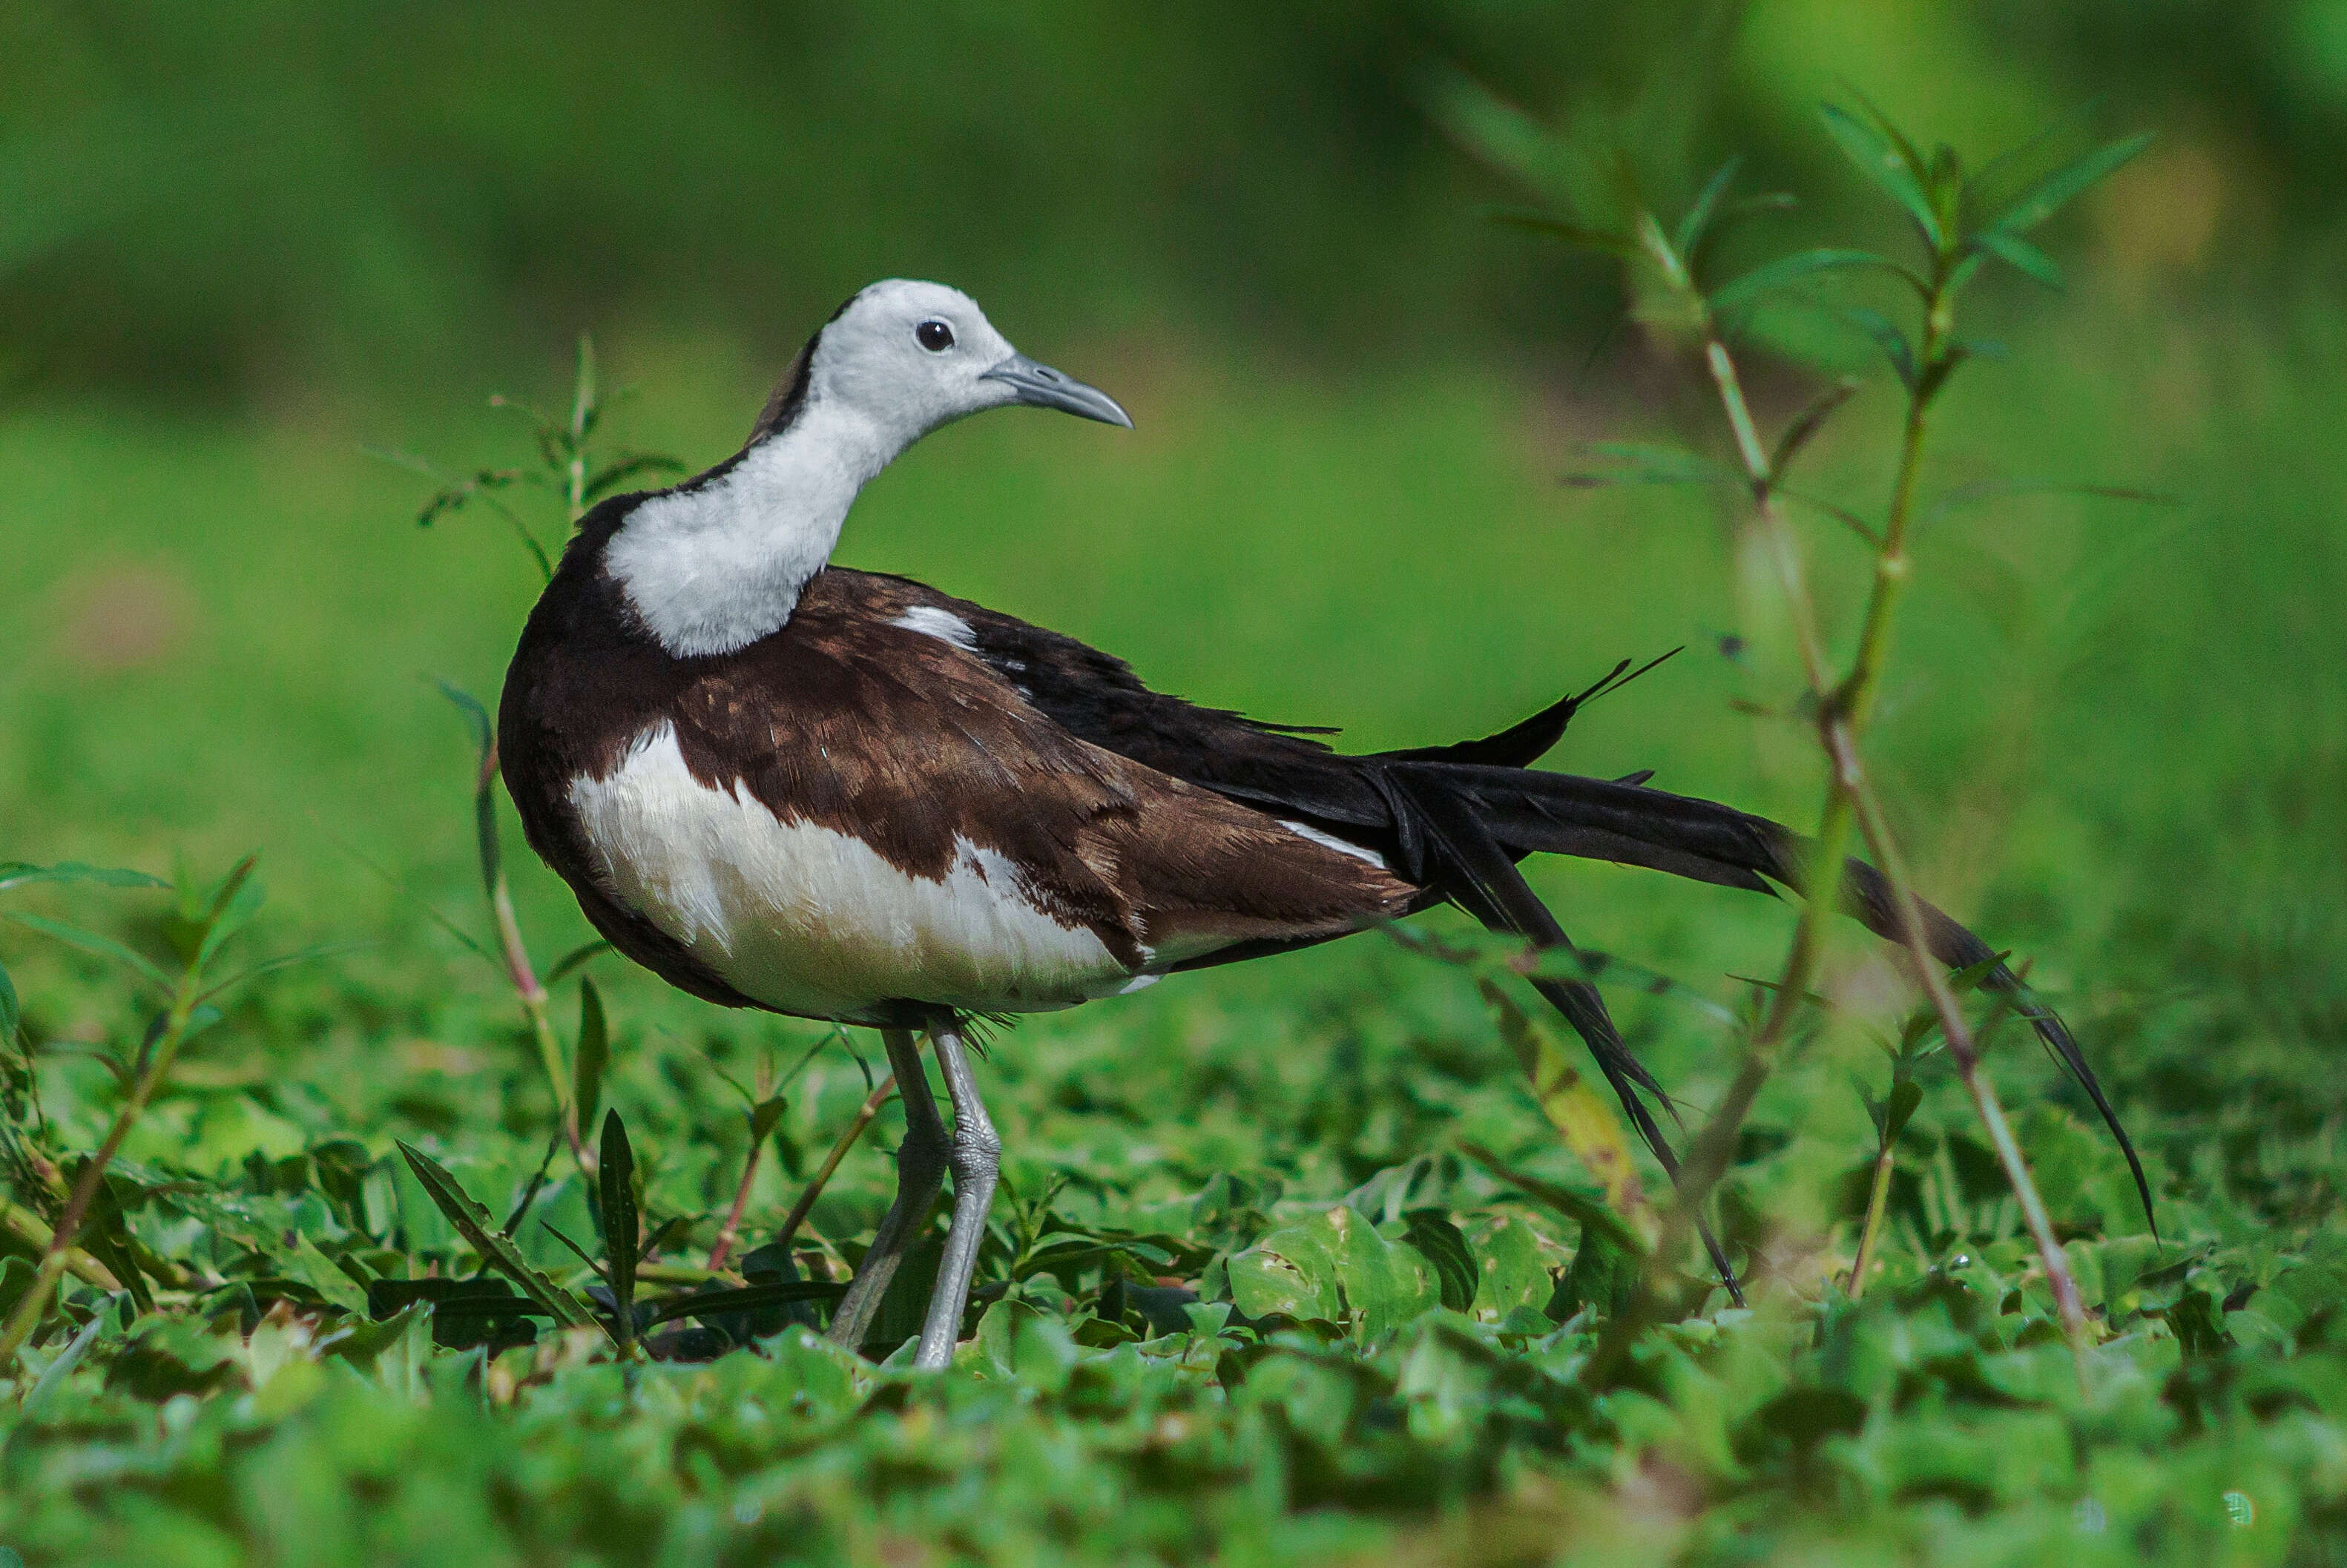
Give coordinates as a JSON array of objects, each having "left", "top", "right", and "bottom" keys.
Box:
[{"left": 677, "top": 574, "right": 1415, "bottom": 969}]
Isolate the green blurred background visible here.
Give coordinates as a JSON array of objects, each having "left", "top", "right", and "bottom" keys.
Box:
[{"left": 1, "top": 0, "right": 2341, "bottom": 1147}]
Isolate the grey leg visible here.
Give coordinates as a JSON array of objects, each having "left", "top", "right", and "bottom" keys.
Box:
[
  {"left": 913, "top": 1015, "right": 1001, "bottom": 1370},
  {"left": 825, "top": 1029, "right": 947, "bottom": 1352}
]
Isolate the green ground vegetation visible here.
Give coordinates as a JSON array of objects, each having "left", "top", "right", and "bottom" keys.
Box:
[{"left": 4, "top": 65, "right": 2347, "bottom": 1568}]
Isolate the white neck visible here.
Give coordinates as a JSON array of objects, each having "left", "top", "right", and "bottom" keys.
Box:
[{"left": 605, "top": 398, "right": 903, "bottom": 656}]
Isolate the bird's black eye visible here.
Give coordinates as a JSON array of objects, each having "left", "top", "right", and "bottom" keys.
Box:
[{"left": 916, "top": 320, "right": 955, "bottom": 352}]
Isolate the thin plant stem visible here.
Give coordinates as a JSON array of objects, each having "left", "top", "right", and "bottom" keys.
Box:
[
  {"left": 1594, "top": 240, "right": 2087, "bottom": 1374},
  {"left": 473, "top": 736, "right": 587, "bottom": 1173},
  {"left": 0, "top": 964, "right": 208, "bottom": 1368},
  {"left": 707, "top": 1131, "right": 767, "bottom": 1274},
  {"left": 1848, "top": 1136, "right": 1899, "bottom": 1298},
  {"left": 1, "top": 1202, "right": 122, "bottom": 1291},
  {"left": 1837, "top": 754, "right": 2088, "bottom": 1348},
  {"left": 773, "top": 1075, "right": 898, "bottom": 1256}
]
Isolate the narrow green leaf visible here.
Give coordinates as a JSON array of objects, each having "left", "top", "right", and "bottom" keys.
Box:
[
  {"left": 286, "top": 1234, "right": 370, "bottom": 1315},
  {"left": 434, "top": 682, "right": 503, "bottom": 904},
  {"left": 1564, "top": 441, "right": 1738, "bottom": 490},
  {"left": 642, "top": 1279, "right": 846, "bottom": 1331},
  {"left": 1420, "top": 63, "right": 1575, "bottom": 197},
  {"left": 393, "top": 1142, "right": 600, "bottom": 1332},
  {"left": 5, "top": 913, "right": 174, "bottom": 995},
  {"left": 544, "top": 941, "right": 613, "bottom": 989},
  {"left": 1820, "top": 103, "right": 1943, "bottom": 248},
  {"left": 21, "top": 1304, "right": 113, "bottom": 1414},
  {"left": 582, "top": 454, "right": 686, "bottom": 506},
  {"left": 0, "top": 862, "right": 165, "bottom": 895},
  {"left": 1918, "top": 478, "right": 2173, "bottom": 531},
  {"left": 1711, "top": 248, "right": 1927, "bottom": 317},
  {"left": 1672, "top": 155, "right": 1744, "bottom": 263},
  {"left": 1992, "top": 132, "right": 2153, "bottom": 236},
  {"left": 748, "top": 1095, "right": 789, "bottom": 1146},
  {"left": 1485, "top": 208, "right": 1633, "bottom": 257},
  {"left": 1834, "top": 306, "right": 1918, "bottom": 392},
  {"left": 0, "top": 958, "right": 18, "bottom": 1041},
  {"left": 197, "top": 941, "right": 366, "bottom": 1005},
  {"left": 193, "top": 856, "right": 263, "bottom": 973},
  {"left": 573, "top": 978, "right": 610, "bottom": 1137},
  {"left": 599, "top": 1110, "right": 639, "bottom": 1349},
  {"left": 1769, "top": 377, "right": 1863, "bottom": 484},
  {"left": 1970, "top": 227, "right": 2066, "bottom": 289},
  {"left": 1881, "top": 1078, "right": 1925, "bottom": 1144}
]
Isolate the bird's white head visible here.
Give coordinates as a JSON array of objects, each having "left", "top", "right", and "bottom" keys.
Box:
[
  {"left": 768, "top": 279, "right": 1131, "bottom": 450},
  {"left": 605, "top": 280, "right": 1129, "bottom": 658}
]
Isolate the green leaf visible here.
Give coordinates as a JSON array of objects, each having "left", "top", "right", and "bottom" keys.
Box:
[
  {"left": 1478, "top": 984, "right": 1649, "bottom": 1225},
  {"left": 0, "top": 958, "right": 17, "bottom": 1041},
  {"left": 21, "top": 1302, "right": 113, "bottom": 1415},
  {"left": 1329, "top": 1206, "right": 1438, "bottom": 1341},
  {"left": 0, "top": 862, "right": 165, "bottom": 895},
  {"left": 1485, "top": 208, "right": 1632, "bottom": 257},
  {"left": 643, "top": 1278, "right": 847, "bottom": 1331},
  {"left": 284, "top": 1234, "right": 370, "bottom": 1315},
  {"left": 434, "top": 681, "right": 504, "bottom": 903},
  {"left": 544, "top": 941, "right": 613, "bottom": 989},
  {"left": 393, "top": 1141, "right": 600, "bottom": 1332},
  {"left": 748, "top": 1095, "right": 789, "bottom": 1146},
  {"left": 573, "top": 978, "right": 610, "bottom": 1137},
  {"left": 192, "top": 856, "right": 263, "bottom": 974},
  {"left": 1991, "top": 132, "right": 2153, "bottom": 236},
  {"left": 598, "top": 1110, "right": 639, "bottom": 1351},
  {"left": 1970, "top": 228, "right": 2064, "bottom": 289},
  {"left": 1918, "top": 478, "right": 2172, "bottom": 532},
  {"left": 1709, "top": 248, "right": 1927, "bottom": 317},
  {"left": 198, "top": 941, "right": 365, "bottom": 1005},
  {"left": 1226, "top": 1215, "right": 1342, "bottom": 1324},
  {"left": 5, "top": 912, "right": 175, "bottom": 995},
  {"left": 1838, "top": 306, "right": 1919, "bottom": 391},
  {"left": 1820, "top": 102, "right": 1943, "bottom": 249},
  {"left": 1769, "top": 377, "right": 1863, "bottom": 484},
  {"left": 1562, "top": 441, "right": 1738, "bottom": 490},
  {"left": 1672, "top": 154, "right": 1744, "bottom": 263},
  {"left": 1399, "top": 1210, "right": 1478, "bottom": 1314},
  {"left": 1878, "top": 1078, "right": 1924, "bottom": 1144}
]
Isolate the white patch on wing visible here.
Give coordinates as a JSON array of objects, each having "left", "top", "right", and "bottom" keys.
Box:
[
  {"left": 1278, "top": 819, "right": 1390, "bottom": 872},
  {"left": 888, "top": 605, "right": 981, "bottom": 653},
  {"left": 568, "top": 723, "right": 1133, "bottom": 1018}
]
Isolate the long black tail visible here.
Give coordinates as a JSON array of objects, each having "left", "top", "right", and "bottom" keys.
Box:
[{"left": 1372, "top": 757, "right": 2152, "bottom": 1245}]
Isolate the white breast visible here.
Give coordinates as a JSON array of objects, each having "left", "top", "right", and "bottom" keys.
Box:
[{"left": 567, "top": 724, "right": 1136, "bottom": 1019}]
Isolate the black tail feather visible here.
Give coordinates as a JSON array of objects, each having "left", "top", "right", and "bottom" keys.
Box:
[
  {"left": 1385, "top": 771, "right": 1747, "bottom": 1305},
  {"left": 1383, "top": 648, "right": 1683, "bottom": 771},
  {"left": 1385, "top": 760, "right": 2153, "bottom": 1234}
]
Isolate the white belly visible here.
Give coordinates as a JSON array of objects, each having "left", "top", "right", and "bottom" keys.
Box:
[{"left": 567, "top": 724, "right": 1137, "bottom": 1018}]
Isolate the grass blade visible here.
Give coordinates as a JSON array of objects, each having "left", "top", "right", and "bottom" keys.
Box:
[
  {"left": 394, "top": 1141, "right": 601, "bottom": 1334},
  {"left": 598, "top": 1110, "right": 639, "bottom": 1353},
  {"left": 1969, "top": 228, "right": 2065, "bottom": 289},
  {"left": 1710, "top": 248, "right": 1928, "bottom": 317},
  {"left": 1820, "top": 101, "right": 1943, "bottom": 249},
  {"left": 1673, "top": 155, "right": 1745, "bottom": 264},
  {"left": 642, "top": 1279, "right": 847, "bottom": 1331},
  {"left": 6, "top": 913, "right": 174, "bottom": 995},
  {"left": 1992, "top": 132, "right": 2153, "bottom": 236},
  {"left": 573, "top": 978, "right": 610, "bottom": 1138},
  {"left": 544, "top": 941, "right": 613, "bottom": 989},
  {"left": 0, "top": 863, "right": 165, "bottom": 895}
]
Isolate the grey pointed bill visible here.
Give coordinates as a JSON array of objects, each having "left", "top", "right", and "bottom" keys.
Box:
[{"left": 979, "top": 353, "right": 1133, "bottom": 428}]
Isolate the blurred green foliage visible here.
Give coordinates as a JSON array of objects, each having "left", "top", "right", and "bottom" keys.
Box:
[
  {"left": 5, "top": 4, "right": 2347, "bottom": 1564},
  {"left": 6, "top": 0, "right": 2346, "bottom": 392}
]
